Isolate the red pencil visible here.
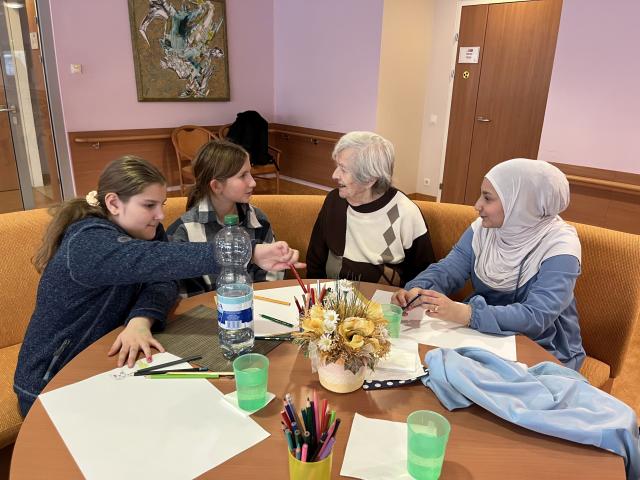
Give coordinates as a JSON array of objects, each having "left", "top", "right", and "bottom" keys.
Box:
[
  {"left": 294, "top": 297, "right": 303, "bottom": 314},
  {"left": 281, "top": 410, "right": 293, "bottom": 431},
  {"left": 290, "top": 265, "right": 307, "bottom": 293},
  {"left": 318, "top": 286, "right": 327, "bottom": 303}
]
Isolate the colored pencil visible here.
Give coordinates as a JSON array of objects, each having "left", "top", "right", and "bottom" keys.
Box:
[
  {"left": 259, "top": 313, "right": 295, "bottom": 328},
  {"left": 402, "top": 294, "right": 422, "bottom": 312},
  {"left": 254, "top": 294, "right": 291, "bottom": 306},
  {"left": 134, "top": 354, "right": 202, "bottom": 375},
  {"left": 143, "top": 367, "right": 208, "bottom": 375},
  {"left": 289, "top": 265, "right": 307, "bottom": 293}
]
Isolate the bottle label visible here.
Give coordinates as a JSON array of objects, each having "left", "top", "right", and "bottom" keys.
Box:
[{"left": 217, "top": 289, "right": 253, "bottom": 330}]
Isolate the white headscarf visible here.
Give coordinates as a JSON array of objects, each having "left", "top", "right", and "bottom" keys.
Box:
[{"left": 471, "top": 159, "right": 581, "bottom": 291}]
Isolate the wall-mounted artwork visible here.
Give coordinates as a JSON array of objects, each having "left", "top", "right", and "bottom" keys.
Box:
[{"left": 128, "top": 0, "right": 230, "bottom": 101}]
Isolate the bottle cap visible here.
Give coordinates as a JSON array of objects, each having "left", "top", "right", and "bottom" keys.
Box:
[{"left": 223, "top": 214, "right": 240, "bottom": 226}]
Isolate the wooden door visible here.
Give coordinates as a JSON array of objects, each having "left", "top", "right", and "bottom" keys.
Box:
[{"left": 441, "top": 0, "right": 562, "bottom": 205}]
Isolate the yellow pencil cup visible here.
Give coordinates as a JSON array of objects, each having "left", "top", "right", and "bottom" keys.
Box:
[{"left": 288, "top": 451, "right": 333, "bottom": 480}]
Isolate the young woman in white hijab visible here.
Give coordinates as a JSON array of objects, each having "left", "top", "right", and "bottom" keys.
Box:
[{"left": 393, "top": 159, "right": 585, "bottom": 370}]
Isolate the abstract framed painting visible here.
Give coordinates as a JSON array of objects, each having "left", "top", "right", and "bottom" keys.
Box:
[{"left": 128, "top": 0, "right": 230, "bottom": 101}]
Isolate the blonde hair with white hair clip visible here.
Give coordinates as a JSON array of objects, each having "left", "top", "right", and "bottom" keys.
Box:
[{"left": 332, "top": 131, "right": 394, "bottom": 195}]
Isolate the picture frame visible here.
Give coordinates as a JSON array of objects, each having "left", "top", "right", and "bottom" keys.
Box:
[{"left": 127, "top": 0, "right": 230, "bottom": 102}]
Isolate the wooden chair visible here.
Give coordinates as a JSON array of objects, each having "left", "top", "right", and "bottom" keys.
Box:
[
  {"left": 218, "top": 124, "right": 281, "bottom": 194},
  {"left": 171, "top": 125, "right": 216, "bottom": 195}
]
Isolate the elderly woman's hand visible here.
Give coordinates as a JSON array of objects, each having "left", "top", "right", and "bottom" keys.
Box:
[{"left": 419, "top": 290, "right": 472, "bottom": 326}]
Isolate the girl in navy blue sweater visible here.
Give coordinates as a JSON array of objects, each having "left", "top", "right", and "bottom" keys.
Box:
[{"left": 14, "top": 156, "right": 302, "bottom": 415}]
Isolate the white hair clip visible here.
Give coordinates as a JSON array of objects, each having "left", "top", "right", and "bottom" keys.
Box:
[{"left": 85, "top": 190, "right": 100, "bottom": 207}]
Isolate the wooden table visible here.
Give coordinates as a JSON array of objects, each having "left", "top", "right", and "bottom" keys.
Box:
[{"left": 11, "top": 280, "right": 624, "bottom": 479}]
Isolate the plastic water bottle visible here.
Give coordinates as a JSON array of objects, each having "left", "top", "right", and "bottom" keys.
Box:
[{"left": 214, "top": 214, "right": 254, "bottom": 359}]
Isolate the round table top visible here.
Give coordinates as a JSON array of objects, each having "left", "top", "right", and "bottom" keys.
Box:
[{"left": 10, "top": 280, "right": 624, "bottom": 479}]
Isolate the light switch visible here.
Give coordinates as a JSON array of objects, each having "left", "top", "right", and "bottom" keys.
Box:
[
  {"left": 429, "top": 114, "right": 438, "bottom": 125},
  {"left": 70, "top": 64, "right": 82, "bottom": 74}
]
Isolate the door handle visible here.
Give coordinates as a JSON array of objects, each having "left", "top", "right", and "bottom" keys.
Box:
[
  {"left": 476, "top": 116, "right": 491, "bottom": 122},
  {"left": 0, "top": 105, "right": 16, "bottom": 113}
]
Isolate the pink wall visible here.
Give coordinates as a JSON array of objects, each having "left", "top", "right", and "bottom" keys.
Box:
[
  {"left": 273, "top": 0, "right": 383, "bottom": 132},
  {"left": 538, "top": 0, "right": 639, "bottom": 174},
  {"left": 49, "top": 0, "right": 274, "bottom": 132}
]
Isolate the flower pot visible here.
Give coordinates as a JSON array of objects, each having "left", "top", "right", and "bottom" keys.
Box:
[{"left": 317, "top": 360, "right": 365, "bottom": 393}]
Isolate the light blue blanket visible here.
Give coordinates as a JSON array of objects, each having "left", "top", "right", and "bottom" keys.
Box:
[{"left": 423, "top": 347, "right": 640, "bottom": 480}]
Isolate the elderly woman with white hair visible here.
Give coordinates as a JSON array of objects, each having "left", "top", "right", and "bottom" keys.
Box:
[
  {"left": 306, "top": 131, "right": 435, "bottom": 286},
  {"left": 393, "top": 158, "right": 585, "bottom": 370}
]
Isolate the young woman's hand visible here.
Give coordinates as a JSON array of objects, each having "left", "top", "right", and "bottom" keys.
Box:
[
  {"left": 418, "top": 290, "right": 472, "bottom": 326},
  {"left": 253, "top": 241, "right": 306, "bottom": 271},
  {"left": 108, "top": 316, "right": 165, "bottom": 368}
]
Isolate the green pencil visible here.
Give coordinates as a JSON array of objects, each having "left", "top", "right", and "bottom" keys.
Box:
[{"left": 259, "top": 313, "right": 295, "bottom": 328}]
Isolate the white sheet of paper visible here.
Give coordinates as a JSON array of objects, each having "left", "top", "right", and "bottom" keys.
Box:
[
  {"left": 341, "top": 413, "right": 412, "bottom": 480},
  {"left": 253, "top": 283, "right": 333, "bottom": 336},
  {"left": 39, "top": 352, "right": 270, "bottom": 480},
  {"left": 371, "top": 290, "right": 517, "bottom": 361},
  {"left": 365, "top": 338, "right": 425, "bottom": 382}
]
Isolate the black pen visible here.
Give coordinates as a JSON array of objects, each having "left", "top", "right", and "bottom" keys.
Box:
[
  {"left": 402, "top": 294, "right": 422, "bottom": 312},
  {"left": 142, "top": 367, "right": 209, "bottom": 375},
  {"left": 134, "top": 354, "right": 202, "bottom": 375}
]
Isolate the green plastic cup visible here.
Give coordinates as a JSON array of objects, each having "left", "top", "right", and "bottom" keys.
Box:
[
  {"left": 232, "top": 353, "right": 269, "bottom": 411},
  {"left": 407, "top": 410, "right": 450, "bottom": 480},
  {"left": 382, "top": 304, "right": 403, "bottom": 338}
]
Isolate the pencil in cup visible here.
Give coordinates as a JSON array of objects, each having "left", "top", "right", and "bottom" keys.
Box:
[
  {"left": 289, "top": 265, "right": 307, "bottom": 293},
  {"left": 282, "top": 392, "right": 338, "bottom": 479}
]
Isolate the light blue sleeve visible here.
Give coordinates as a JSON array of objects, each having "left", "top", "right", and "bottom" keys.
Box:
[
  {"left": 404, "top": 227, "right": 474, "bottom": 294},
  {"left": 469, "top": 255, "right": 580, "bottom": 337}
]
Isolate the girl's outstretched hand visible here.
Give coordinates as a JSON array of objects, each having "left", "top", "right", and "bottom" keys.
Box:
[
  {"left": 108, "top": 316, "right": 165, "bottom": 368},
  {"left": 253, "top": 241, "right": 306, "bottom": 271}
]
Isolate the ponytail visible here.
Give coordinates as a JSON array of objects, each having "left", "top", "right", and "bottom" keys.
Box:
[{"left": 33, "top": 199, "right": 105, "bottom": 272}]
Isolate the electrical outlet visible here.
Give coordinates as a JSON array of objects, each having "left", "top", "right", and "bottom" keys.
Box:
[{"left": 423, "top": 178, "right": 431, "bottom": 187}]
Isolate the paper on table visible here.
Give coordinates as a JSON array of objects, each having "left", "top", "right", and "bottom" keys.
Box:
[
  {"left": 372, "top": 290, "right": 517, "bottom": 361},
  {"left": 341, "top": 413, "right": 413, "bottom": 480},
  {"left": 365, "top": 338, "right": 425, "bottom": 382},
  {"left": 39, "top": 352, "right": 270, "bottom": 480},
  {"left": 252, "top": 283, "right": 333, "bottom": 336}
]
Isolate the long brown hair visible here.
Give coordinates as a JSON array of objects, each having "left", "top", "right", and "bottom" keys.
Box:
[
  {"left": 186, "top": 139, "right": 249, "bottom": 210},
  {"left": 33, "top": 156, "right": 166, "bottom": 272}
]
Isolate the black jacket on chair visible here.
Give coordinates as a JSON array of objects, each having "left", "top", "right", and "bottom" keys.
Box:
[{"left": 227, "top": 110, "right": 273, "bottom": 166}]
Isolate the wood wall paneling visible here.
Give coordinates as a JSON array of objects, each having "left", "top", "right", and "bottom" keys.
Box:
[
  {"left": 68, "top": 126, "right": 640, "bottom": 235},
  {"left": 269, "top": 123, "right": 340, "bottom": 187},
  {"left": 0, "top": 190, "right": 23, "bottom": 213},
  {"left": 69, "top": 127, "right": 217, "bottom": 195},
  {"left": 553, "top": 162, "right": 640, "bottom": 234}
]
